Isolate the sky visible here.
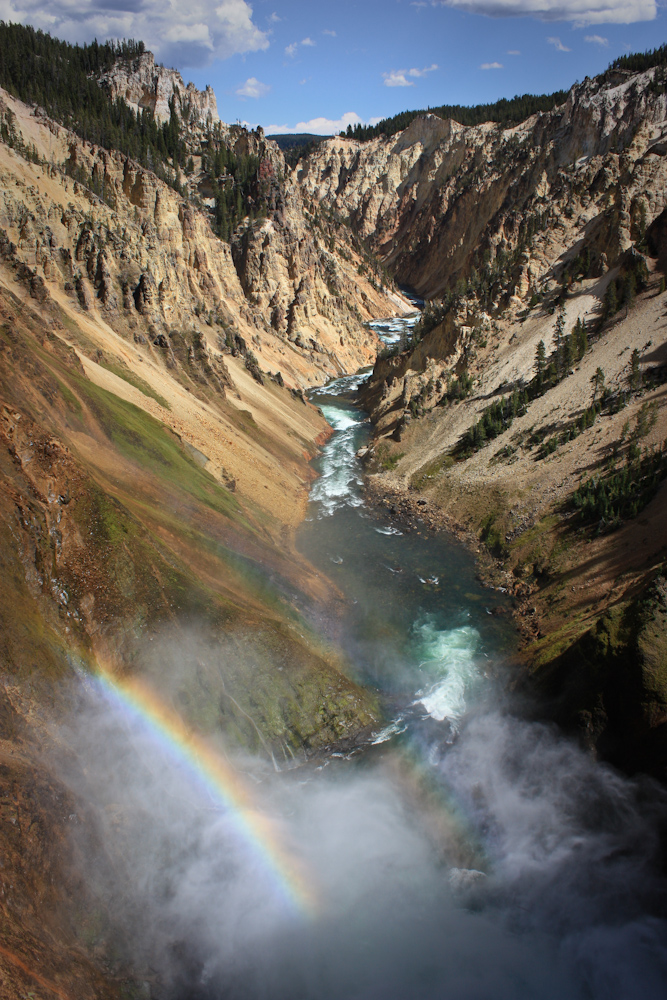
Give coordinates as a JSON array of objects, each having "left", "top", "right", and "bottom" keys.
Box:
[{"left": 3, "top": 0, "right": 666, "bottom": 132}]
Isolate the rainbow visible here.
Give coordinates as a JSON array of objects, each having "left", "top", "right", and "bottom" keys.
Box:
[{"left": 91, "top": 660, "right": 316, "bottom": 917}]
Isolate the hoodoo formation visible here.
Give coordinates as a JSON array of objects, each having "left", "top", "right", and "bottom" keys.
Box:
[{"left": 0, "top": 22, "right": 666, "bottom": 1000}]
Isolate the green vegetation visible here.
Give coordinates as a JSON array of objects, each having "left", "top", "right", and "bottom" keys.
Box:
[
  {"left": 446, "top": 309, "right": 592, "bottom": 462},
  {"left": 407, "top": 209, "right": 551, "bottom": 328},
  {"left": 572, "top": 443, "right": 667, "bottom": 530},
  {"left": 376, "top": 443, "right": 404, "bottom": 470},
  {"left": 0, "top": 23, "right": 189, "bottom": 188},
  {"left": 460, "top": 388, "right": 529, "bottom": 456},
  {"left": 411, "top": 454, "right": 453, "bottom": 490},
  {"left": 531, "top": 311, "right": 590, "bottom": 396},
  {"left": 412, "top": 299, "right": 450, "bottom": 342},
  {"left": 202, "top": 145, "right": 271, "bottom": 240},
  {"left": 271, "top": 133, "right": 330, "bottom": 168},
  {"left": 0, "top": 22, "right": 275, "bottom": 236},
  {"left": 97, "top": 358, "right": 171, "bottom": 410},
  {"left": 72, "top": 375, "right": 240, "bottom": 519},
  {"left": 606, "top": 43, "right": 667, "bottom": 77},
  {"left": 441, "top": 369, "right": 473, "bottom": 404},
  {"left": 480, "top": 513, "right": 508, "bottom": 558},
  {"left": 569, "top": 400, "right": 664, "bottom": 531},
  {"left": 344, "top": 45, "right": 667, "bottom": 145},
  {"left": 534, "top": 401, "right": 601, "bottom": 459},
  {"left": 0, "top": 104, "right": 40, "bottom": 162},
  {"left": 601, "top": 253, "right": 649, "bottom": 323}
]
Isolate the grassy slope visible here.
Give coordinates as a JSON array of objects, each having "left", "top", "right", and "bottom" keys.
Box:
[
  {"left": 0, "top": 284, "right": 379, "bottom": 752},
  {"left": 0, "top": 275, "right": 380, "bottom": 995}
]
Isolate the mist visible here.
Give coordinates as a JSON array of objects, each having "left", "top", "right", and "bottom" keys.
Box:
[{"left": 51, "top": 644, "right": 667, "bottom": 1000}]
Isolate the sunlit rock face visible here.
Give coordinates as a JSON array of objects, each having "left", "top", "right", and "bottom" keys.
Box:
[
  {"left": 101, "top": 50, "right": 220, "bottom": 126},
  {"left": 299, "top": 69, "right": 667, "bottom": 300},
  {"left": 0, "top": 87, "right": 410, "bottom": 392}
]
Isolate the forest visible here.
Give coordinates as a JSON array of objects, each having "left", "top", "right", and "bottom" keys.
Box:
[
  {"left": 343, "top": 91, "right": 568, "bottom": 142},
  {"left": 0, "top": 22, "right": 187, "bottom": 185},
  {"left": 0, "top": 22, "right": 271, "bottom": 238}
]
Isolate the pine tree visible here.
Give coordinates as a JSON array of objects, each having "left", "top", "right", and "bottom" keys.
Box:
[
  {"left": 554, "top": 307, "right": 566, "bottom": 375},
  {"left": 628, "top": 348, "right": 641, "bottom": 391},
  {"left": 591, "top": 367, "right": 605, "bottom": 403},
  {"left": 605, "top": 281, "right": 618, "bottom": 318},
  {"left": 535, "top": 339, "right": 546, "bottom": 389}
]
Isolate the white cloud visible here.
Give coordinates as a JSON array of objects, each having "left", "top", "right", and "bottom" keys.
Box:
[
  {"left": 547, "top": 35, "right": 571, "bottom": 50},
  {"left": 6, "top": 0, "right": 270, "bottom": 68},
  {"left": 322, "top": 28, "right": 337, "bottom": 36},
  {"left": 265, "top": 111, "right": 367, "bottom": 136},
  {"left": 585, "top": 32, "right": 608, "bottom": 42},
  {"left": 481, "top": 61, "right": 503, "bottom": 68},
  {"left": 408, "top": 63, "right": 439, "bottom": 77},
  {"left": 383, "top": 70, "right": 415, "bottom": 87},
  {"left": 235, "top": 77, "right": 270, "bottom": 98},
  {"left": 285, "top": 37, "right": 316, "bottom": 57},
  {"left": 383, "top": 65, "right": 437, "bottom": 87},
  {"left": 507, "top": 48, "right": 521, "bottom": 53},
  {"left": 433, "top": 0, "right": 655, "bottom": 25},
  {"left": 268, "top": 11, "right": 281, "bottom": 23}
]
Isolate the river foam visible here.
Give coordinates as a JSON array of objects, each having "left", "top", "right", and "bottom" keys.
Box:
[
  {"left": 413, "top": 621, "right": 481, "bottom": 725},
  {"left": 309, "top": 403, "right": 366, "bottom": 516}
]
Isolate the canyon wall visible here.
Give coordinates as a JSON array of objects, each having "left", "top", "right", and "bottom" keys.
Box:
[
  {"left": 300, "top": 67, "right": 667, "bottom": 300},
  {"left": 300, "top": 64, "right": 667, "bottom": 778},
  {"left": 0, "top": 83, "right": 399, "bottom": 997},
  {"left": 101, "top": 50, "right": 220, "bottom": 125}
]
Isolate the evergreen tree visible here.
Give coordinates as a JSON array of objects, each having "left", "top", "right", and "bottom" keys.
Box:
[
  {"left": 535, "top": 339, "right": 546, "bottom": 389},
  {"left": 605, "top": 281, "right": 618, "bottom": 318},
  {"left": 591, "top": 367, "right": 605, "bottom": 403},
  {"left": 554, "top": 307, "right": 566, "bottom": 375},
  {"left": 628, "top": 348, "right": 641, "bottom": 391}
]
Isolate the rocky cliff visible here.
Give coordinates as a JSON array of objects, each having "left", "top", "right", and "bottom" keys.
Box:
[
  {"left": 300, "top": 66, "right": 667, "bottom": 301},
  {"left": 101, "top": 50, "right": 220, "bottom": 125},
  {"left": 0, "top": 79, "right": 404, "bottom": 998},
  {"left": 3, "top": 36, "right": 667, "bottom": 997},
  {"left": 300, "top": 61, "right": 667, "bottom": 778},
  {"left": 2, "top": 92, "right": 405, "bottom": 394}
]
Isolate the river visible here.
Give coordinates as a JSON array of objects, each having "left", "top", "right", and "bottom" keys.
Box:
[
  {"left": 61, "top": 311, "right": 667, "bottom": 999},
  {"left": 286, "top": 311, "right": 667, "bottom": 1000},
  {"left": 298, "top": 321, "right": 515, "bottom": 749}
]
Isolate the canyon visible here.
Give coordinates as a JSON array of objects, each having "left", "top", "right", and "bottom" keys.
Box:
[
  {"left": 0, "top": 34, "right": 666, "bottom": 999},
  {"left": 298, "top": 59, "right": 667, "bottom": 777}
]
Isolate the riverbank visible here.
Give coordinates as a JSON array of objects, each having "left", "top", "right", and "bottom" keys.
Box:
[
  {"left": 362, "top": 440, "right": 667, "bottom": 778},
  {"left": 363, "top": 476, "right": 538, "bottom": 638}
]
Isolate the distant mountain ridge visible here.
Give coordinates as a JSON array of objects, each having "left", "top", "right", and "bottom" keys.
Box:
[{"left": 345, "top": 42, "right": 667, "bottom": 142}]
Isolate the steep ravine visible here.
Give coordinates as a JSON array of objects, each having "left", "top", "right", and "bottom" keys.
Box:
[
  {"left": 294, "top": 57, "right": 667, "bottom": 777},
  {"left": 0, "top": 78, "right": 407, "bottom": 998},
  {"left": 299, "top": 64, "right": 667, "bottom": 300},
  {"left": 46, "top": 317, "right": 667, "bottom": 1000},
  {"left": 355, "top": 228, "right": 667, "bottom": 779},
  {"left": 1, "top": 37, "right": 667, "bottom": 1000}
]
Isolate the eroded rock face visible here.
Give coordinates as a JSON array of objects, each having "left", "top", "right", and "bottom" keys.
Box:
[
  {"left": 0, "top": 87, "right": 408, "bottom": 390},
  {"left": 101, "top": 50, "right": 219, "bottom": 126},
  {"left": 300, "top": 68, "right": 667, "bottom": 301}
]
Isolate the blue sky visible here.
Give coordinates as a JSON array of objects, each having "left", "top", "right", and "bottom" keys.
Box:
[{"left": 8, "top": 0, "right": 666, "bottom": 133}]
